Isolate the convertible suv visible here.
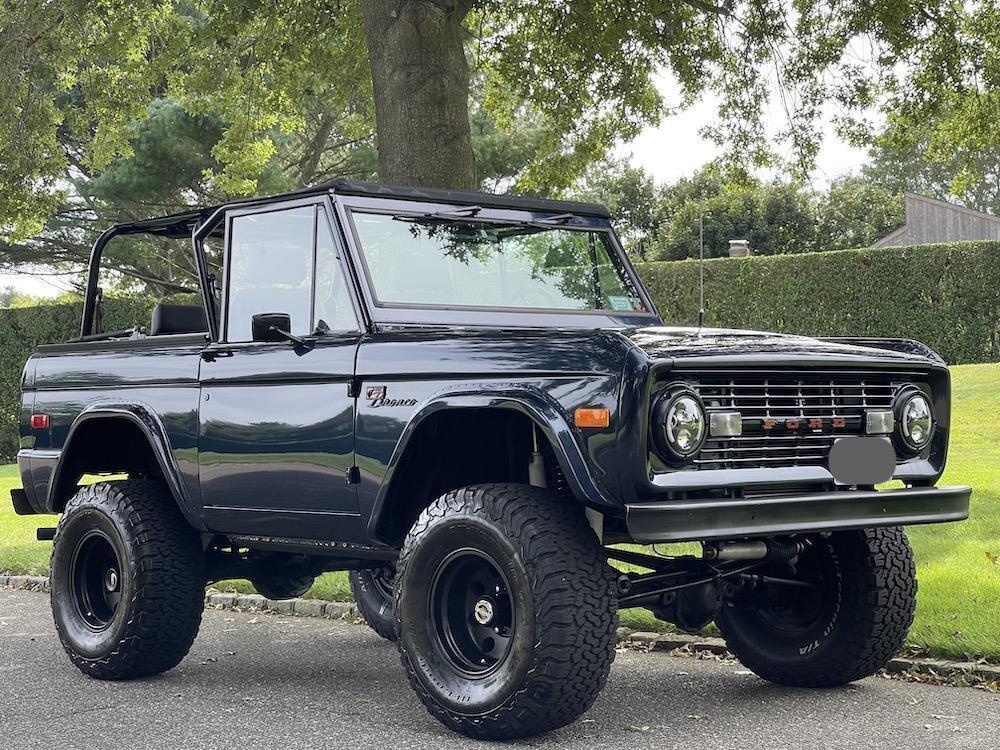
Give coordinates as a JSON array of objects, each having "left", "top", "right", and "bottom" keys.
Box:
[{"left": 11, "top": 181, "right": 970, "bottom": 739}]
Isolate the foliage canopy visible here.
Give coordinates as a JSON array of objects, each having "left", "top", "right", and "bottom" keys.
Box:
[{"left": 1, "top": 1, "right": 996, "bottom": 285}]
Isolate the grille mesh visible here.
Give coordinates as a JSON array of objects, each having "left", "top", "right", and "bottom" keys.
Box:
[{"left": 687, "top": 371, "right": 917, "bottom": 470}]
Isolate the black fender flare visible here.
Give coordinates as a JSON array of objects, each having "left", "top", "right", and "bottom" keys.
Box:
[
  {"left": 366, "top": 384, "right": 620, "bottom": 543},
  {"left": 50, "top": 402, "right": 203, "bottom": 530}
]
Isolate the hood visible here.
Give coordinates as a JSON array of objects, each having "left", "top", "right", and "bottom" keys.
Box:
[{"left": 622, "top": 326, "right": 937, "bottom": 367}]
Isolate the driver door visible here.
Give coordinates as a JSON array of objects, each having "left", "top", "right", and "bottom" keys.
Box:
[{"left": 198, "top": 198, "right": 366, "bottom": 541}]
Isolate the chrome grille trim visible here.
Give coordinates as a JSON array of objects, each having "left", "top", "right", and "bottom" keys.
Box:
[{"left": 687, "top": 370, "right": 919, "bottom": 470}]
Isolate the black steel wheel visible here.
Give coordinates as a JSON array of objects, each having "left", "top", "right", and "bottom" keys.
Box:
[
  {"left": 429, "top": 549, "right": 515, "bottom": 674},
  {"left": 350, "top": 565, "right": 397, "bottom": 641},
  {"left": 718, "top": 527, "right": 916, "bottom": 687},
  {"left": 396, "top": 484, "right": 617, "bottom": 740},
  {"left": 50, "top": 480, "right": 205, "bottom": 680},
  {"left": 69, "top": 529, "right": 124, "bottom": 629}
]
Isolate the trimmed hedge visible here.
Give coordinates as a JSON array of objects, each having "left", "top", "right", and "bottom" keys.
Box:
[
  {"left": 0, "top": 299, "right": 154, "bottom": 462},
  {"left": 639, "top": 241, "right": 1000, "bottom": 366},
  {"left": 1, "top": 240, "right": 997, "bottom": 461}
]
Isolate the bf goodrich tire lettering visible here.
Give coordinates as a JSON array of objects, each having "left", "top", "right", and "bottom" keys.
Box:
[
  {"left": 718, "top": 527, "right": 917, "bottom": 687},
  {"left": 350, "top": 567, "right": 397, "bottom": 641}
]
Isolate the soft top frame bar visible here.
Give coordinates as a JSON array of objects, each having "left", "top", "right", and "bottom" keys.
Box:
[{"left": 79, "top": 180, "right": 613, "bottom": 337}]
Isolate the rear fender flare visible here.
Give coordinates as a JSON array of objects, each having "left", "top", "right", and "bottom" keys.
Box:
[{"left": 50, "top": 402, "right": 202, "bottom": 529}]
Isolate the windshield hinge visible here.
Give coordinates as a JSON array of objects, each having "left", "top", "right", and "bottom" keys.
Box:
[{"left": 348, "top": 377, "right": 362, "bottom": 398}]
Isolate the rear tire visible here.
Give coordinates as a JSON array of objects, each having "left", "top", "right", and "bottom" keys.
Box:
[
  {"left": 350, "top": 566, "right": 396, "bottom": 641},
  {"left": 395, "top": 484, "right": 617, "bottom": 740},
  {"left": 718, "top": 527, "right": 916, "bottom": 687},
  {"left": 50, "top": 480, "right": 205, "bottom": 680}
]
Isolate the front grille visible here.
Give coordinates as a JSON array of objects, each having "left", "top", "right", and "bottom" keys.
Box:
[{"left": 687, "top": 370, "right": 918, "bottom": 470}]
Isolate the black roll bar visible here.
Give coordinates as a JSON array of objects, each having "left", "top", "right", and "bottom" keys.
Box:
[{"left": 80, "top": 226, "right": 127, "bottom": 338}]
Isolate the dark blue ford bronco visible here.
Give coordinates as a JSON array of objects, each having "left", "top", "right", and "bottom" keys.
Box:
[{"left": 11, "top": 180, "right": 971, "bottom": 739}]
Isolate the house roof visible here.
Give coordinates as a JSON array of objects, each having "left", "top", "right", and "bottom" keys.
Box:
[{"left": 872, "top": 192, "right": 1000, "bottom": 248}]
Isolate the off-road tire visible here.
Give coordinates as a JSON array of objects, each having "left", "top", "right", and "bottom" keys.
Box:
[
  {"left": 718, "top": 527, "right": 916, "bottom": 687},
  {"left": 395, "top": 483, "right": 617, "bottom": 740},
  {"left": 350, "top": 567, "right": 396, "bottom": 641},
  {"left": 50, "top": 480, "right": 205, "bottom": 680}
]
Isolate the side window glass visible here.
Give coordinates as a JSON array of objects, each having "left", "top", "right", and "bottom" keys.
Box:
[
  {"left": 314, "top": 213, "right": 360, "bottom": 332},
  {"left": 226, "top": 206, "right": 315, "bottom": 342}
]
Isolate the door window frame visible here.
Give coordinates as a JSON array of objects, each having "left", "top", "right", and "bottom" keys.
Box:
[{"left": 218, "top": 197, "right": 364, "bottom": 345}]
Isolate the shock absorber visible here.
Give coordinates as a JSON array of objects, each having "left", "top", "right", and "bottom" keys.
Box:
[{"left": 703, "top": 538, "right": 812, "bottom": 564}]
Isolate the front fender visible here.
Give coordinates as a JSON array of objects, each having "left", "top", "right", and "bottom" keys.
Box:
[
  {"left": 366, "top": 385, "right": 620, "bottom": 542},
  {"left": 49, "top": 402, "right": 203, "bottom": 529}
]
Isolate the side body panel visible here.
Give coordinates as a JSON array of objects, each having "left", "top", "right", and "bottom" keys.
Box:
[
  {"left": 20, "top": 335, "right": 205, "bottom": 522},
  {"left": 353, "top": 328, "right": 634, "bottom": 541},
  {"left": 197, "top": 335, "right": 364, "bottom": 540}
]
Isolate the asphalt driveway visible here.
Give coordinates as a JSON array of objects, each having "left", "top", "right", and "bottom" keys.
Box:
[{"left": 2, "top": 588, "right": 997, "bottom": 749}]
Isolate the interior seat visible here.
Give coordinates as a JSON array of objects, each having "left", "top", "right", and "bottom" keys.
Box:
[{"left": 150, "top": 303, "right": 208, "bottom": 336}]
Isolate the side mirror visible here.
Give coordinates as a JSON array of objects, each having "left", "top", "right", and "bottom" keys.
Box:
[{"left": 252, "top": 312, "right": 292, "bottom": 343}]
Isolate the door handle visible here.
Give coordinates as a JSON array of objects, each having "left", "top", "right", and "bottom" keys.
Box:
[{"left": 201, "top": 348, "right": 234, "bottom": 362}]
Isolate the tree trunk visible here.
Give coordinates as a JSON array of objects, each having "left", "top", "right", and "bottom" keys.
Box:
[{"left": 360, "top": 0, "right": 476, "bottom": 190}]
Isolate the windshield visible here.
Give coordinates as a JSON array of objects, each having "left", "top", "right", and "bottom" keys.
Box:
[{"left": 351, "top": 212, "right": 645, "bottom": 313}]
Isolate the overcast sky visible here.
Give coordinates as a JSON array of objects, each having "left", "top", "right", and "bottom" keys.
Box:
[{"left": 2, "top": 75, "right": 870, "bottom": 299}]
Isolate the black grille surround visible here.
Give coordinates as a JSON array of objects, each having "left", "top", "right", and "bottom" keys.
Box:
[{"left": 677, "top": 370, "right": 924, "bottom": 471}]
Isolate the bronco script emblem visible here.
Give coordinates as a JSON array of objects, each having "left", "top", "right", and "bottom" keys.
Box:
[{"left": 366, "top": 385, "right": 417, "bottom": 408}]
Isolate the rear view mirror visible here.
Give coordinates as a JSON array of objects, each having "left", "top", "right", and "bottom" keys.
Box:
[{"left": 252, "top": 312, "right": 292, "bottom": 343}]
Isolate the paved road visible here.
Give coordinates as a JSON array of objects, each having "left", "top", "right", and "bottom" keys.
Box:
[{"left": 2, "top": 588, "right": 997, "bottom": 750}]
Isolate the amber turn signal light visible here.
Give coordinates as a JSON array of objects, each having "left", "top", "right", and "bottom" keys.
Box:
[{"left": 574, "top": 407, "right": 610, "bottom": 429}]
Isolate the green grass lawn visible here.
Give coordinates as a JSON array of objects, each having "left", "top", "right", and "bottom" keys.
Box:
[{"left": 2, "top": 362, "right": 997, "bottom": 660}]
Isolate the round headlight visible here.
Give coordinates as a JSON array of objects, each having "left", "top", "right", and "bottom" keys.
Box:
[
  {"left": 896, "top": 388, "right": 934, "bottom": 452},
  {"left": 652, "top": 387, "right": 706, "bottom": 463}
]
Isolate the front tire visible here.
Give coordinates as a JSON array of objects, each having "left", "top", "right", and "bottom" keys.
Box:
[
  {"left": 50, "top": 480, "right": 205, "bottom": 680},
  {"left": 718, "top": 527, "right": 916, "bottom": 687},
  {"left": 395, "top": 484, "right": 617, "bottom": 740}
]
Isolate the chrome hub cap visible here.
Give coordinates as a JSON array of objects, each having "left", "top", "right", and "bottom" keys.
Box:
[{"left": 473, "top": 598, "right": 495, "bottom": 626}]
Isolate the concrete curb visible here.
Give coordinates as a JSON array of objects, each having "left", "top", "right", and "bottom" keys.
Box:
[
  {"left": 5, "top": 575, "right": 998, "bottom": 685},
  {"left": 0, "top": 575, "right": 359, "bottom": 622}
]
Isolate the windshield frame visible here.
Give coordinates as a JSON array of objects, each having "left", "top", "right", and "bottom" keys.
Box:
[{"left": 334, "top": 194, "right": 660, "bottom": 329}]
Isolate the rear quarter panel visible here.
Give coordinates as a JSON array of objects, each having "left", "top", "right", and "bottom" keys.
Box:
[{"left": 22, "top": 335, "right": 205, "bottom": 513}]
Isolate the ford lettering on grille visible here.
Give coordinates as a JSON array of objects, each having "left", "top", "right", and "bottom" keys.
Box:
[{"left": 687, "top": 371, "right": 919, "bottom": 470}]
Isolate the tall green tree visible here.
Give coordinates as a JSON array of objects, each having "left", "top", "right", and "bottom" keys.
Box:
[
  {"left": 654, "top": 180, "right": 817, "bottom": 260},
  {"left": 571, "top": 160, "right": 661, "bottom": 256},
  {"left": 1, "top": 1, "right": 994, "bottom": 247},
  {"left": 646, "top": 170, "right": 906, "bottom": 260},
  {"left": 864, "top": 115, "right": 1000, "bottom": 216},
  {"left": 815, "top": 176, "right": 904, "bottom": 251}
]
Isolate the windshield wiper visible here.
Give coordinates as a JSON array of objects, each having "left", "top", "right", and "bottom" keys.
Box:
[
  {"left": 529, "top": 213, "right": 574, "bottom": 225},
  {"left": 394, "top": 206, "right": 578, "bottom": 229},
  {"left": 393, "top": 205, "right": 482, "bottom": 222}
]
